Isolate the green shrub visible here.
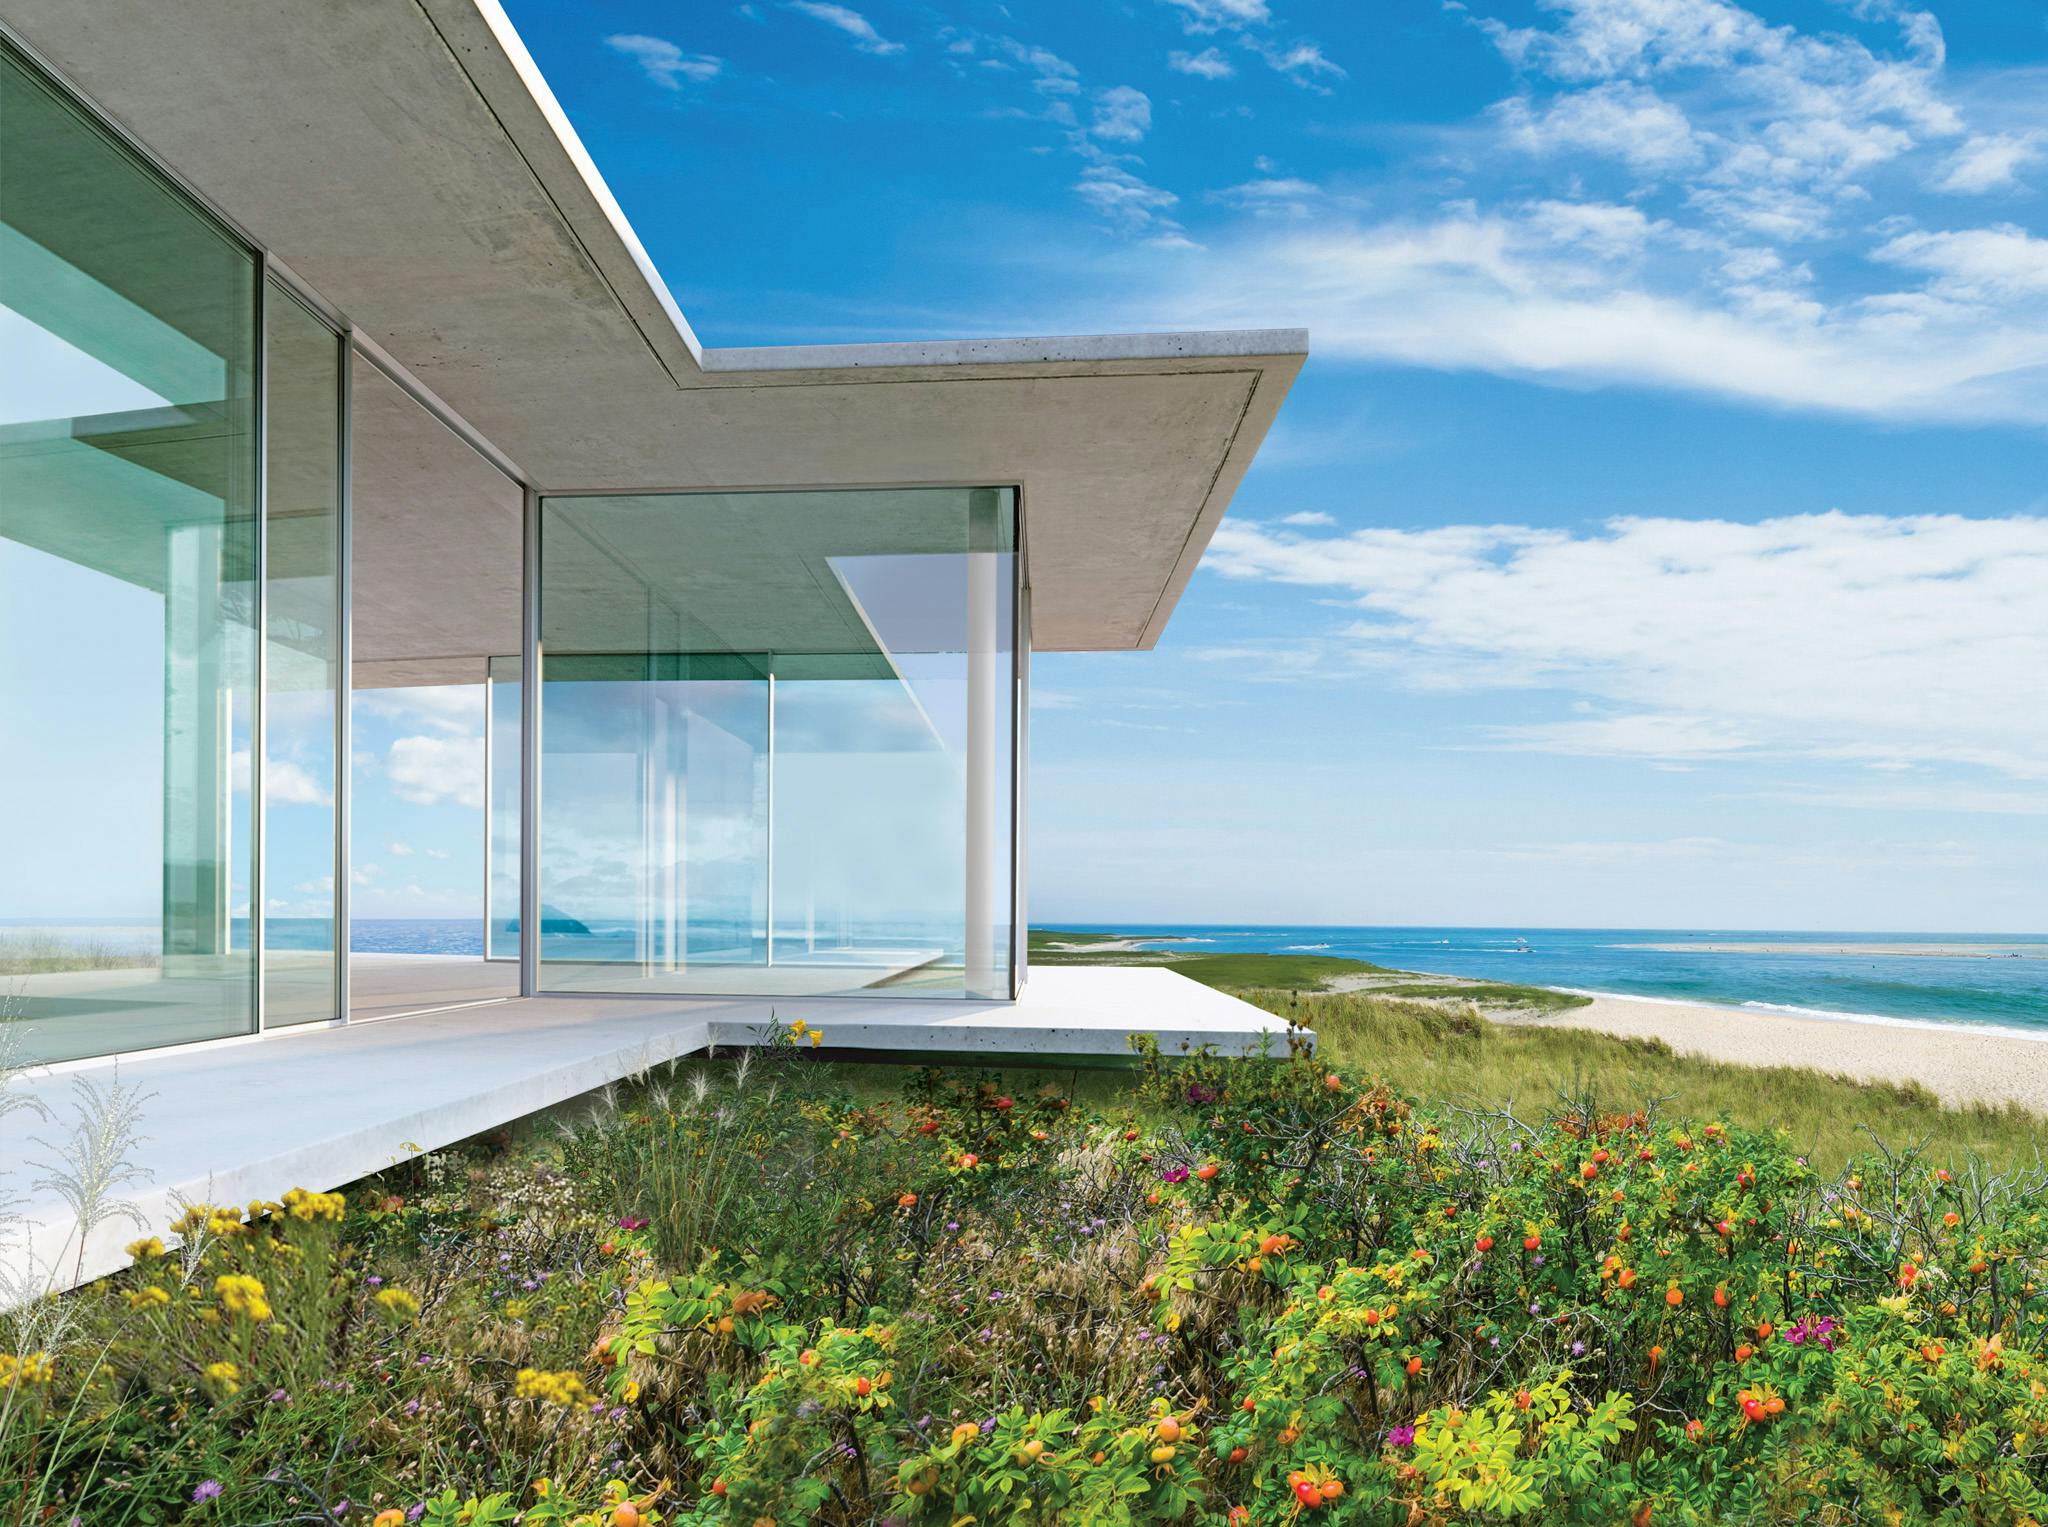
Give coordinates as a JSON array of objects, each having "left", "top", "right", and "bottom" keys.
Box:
[{"left": 9, "top": 1036, "right": 2048, "bottom": 1524}]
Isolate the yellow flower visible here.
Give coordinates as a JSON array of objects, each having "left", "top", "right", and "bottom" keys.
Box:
[
  {"left": 281, "top": 1187, "right": 346, "bottom": 1222},
  {"left": 373, "top": 1513, "right": 407, "bottom": 1527},
  {"left": 126, "top": 1237, "right": 165, "bottom": 1260},
  {"left": 126, "top": 1285, "right": 171, "bottom": 1310},
  {"left": 215, "top": 1273, "right": 274, "bottom": 1322},
  {"left": 0, "top": 1353, "right": 53, "bottom": 1389},
  {"left": 621, "top": 1379, "right": 641, "bottom": 1404},
  {"left": 170, "top": 1204, "right": 211, "bottom": 1236},
  {"left": 206, "top": 1206, "right": 246, "bottom": 1237},
  {"left": 513, "top": 1368, "right": 592, "bottom": 1408},
  {"left": 373, "top": 1287, "right": 421, "bottom": 1319},
  {"left": 204, "top": 1360, "right": 242, "bottom": 1394},
  {"left": 809, "top": 1030, "right": 823, "bottom": 1047}
]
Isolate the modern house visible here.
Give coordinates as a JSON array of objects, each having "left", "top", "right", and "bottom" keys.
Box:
[{"left": 0, "top": 1, "right": 1304, "bottom": 1288}]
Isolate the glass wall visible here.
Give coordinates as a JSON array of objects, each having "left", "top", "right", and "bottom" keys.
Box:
[
  {"left": 538, "top": 488, "right": 1016, "bottom": 999},
  {"left": 486, "top": 655, "right": 522, "bottom": 961},
  {"left": 0, "top": 41, "right": 260, "bottom": 1062},
  {"left": 262, "top": 283, "right": 343, "bottom": 1025}
]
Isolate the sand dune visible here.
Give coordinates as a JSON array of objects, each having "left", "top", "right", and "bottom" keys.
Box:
[{"left": 1500, "top": 993, "right": 2048, "bottom": 1116}]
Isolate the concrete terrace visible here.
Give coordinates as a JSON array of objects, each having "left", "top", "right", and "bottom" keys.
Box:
[{"left": 0, "top": 968, "right": 1306, "bottom": 1294}]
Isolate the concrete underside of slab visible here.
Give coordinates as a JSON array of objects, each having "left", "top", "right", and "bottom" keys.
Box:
[{"left": 0, "top": 967, "right": 1305, "bottom": 1296}]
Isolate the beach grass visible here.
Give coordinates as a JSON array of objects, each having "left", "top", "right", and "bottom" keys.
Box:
[
  {"left": 1245, "top": 986, "right": 2045, "bottom": 1172},
  {"left": 0, "top": 931, "right": 157, "bottom": 976}
]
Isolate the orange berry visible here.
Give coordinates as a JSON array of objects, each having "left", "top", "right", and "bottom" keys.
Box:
[{"left": 1666, "top": 1286, "right": 1684, "bottom": 1308}]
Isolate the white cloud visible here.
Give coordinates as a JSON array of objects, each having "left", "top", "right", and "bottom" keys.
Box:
[
  {"left": 1261, "top": 42, "right": 1345, "bottom": 86},
  {"left": 1520, "top": 199, "right": 1660, "bottom": 258},
  {"left": 1162, "top": 0, "right": 1270, "bottom": 33},
  {"left": 267, "top": 760, "right": 332, "bottom": 807},
  {"left": 1203, "top": 511, "right": 2048, "bottom": 787},
  {"left": 356, "top": 687, "right": 482, "bottom": 736},
  {"left": 1074, "top": 164, "right": 1187, "bottom": 242},
  {"left": 787, "top": 1, "right": 903, "bottom": 56},
  {"left": 1091, "top": 86, "right": 1153, "bottom": 144},
  {"left": 1873, "top": 224, "right": 2048, "bottom": 298},
  {"left": 389, "top": 842, "right": 414, "bottom": 857},
  {"left": 1211, "top": 177, "right": 1323, "bottom": 218},
  {"left": 605, "top": 34, "right": 723, "bottom": 88},
  {"left": 1278, "top": 510, "right": 1336, "bottom": 527},
  {"left": 1168, "top": 47, "right": 1235, "bottom": 79},
  {"left": 386, "top": 735, "right": 485, "bottom": 808},
  {"left": 1158, "top": 207, "right": 2048, "bottom": 422},
  {"left": 1497, "top": 82, "right": 1700, "bottom": 173},
  {"left": 1936, "top": 132, "right": 2045, "bottom": 194}
]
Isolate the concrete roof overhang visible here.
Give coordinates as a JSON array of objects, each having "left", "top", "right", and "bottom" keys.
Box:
[{"left": 1, "top": 0, "right": 1305, "bottom": 661}]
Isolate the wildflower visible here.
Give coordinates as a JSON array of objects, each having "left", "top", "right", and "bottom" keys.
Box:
[
  {"left": 1386, "top": 1425, "right": 1416, "bottom": 1448},
  {"left": 1161, "top": 1166, "right": 1190, "bottom": 1184},
  {"left": 373, "top": 1514, "right": 406, "bottom": 1527},
  {"left": 126, "top": 1236, "right": 165, "bottom": 1260},
  {"left": 126, "top": 1285, "right": 171, "bottom": 1310},
  {"left": 215, "top": 1273, "right": 273, "bottom": 1321},
  {"left": 373, "top": 1288, "right": 421, "bottom": 1319},
  {"left": 513, "top": 1368, "right": 592, "bottom": 1407},
  {"left": 616, "top": 1215, "right": 649, "bottom": 1230},
  {"left": 281, "top": 1187, "right": 346, "bottom": 1222},
  {"left": 0, "top": 1353, "right": 54, "bottom": 1388},
  {"left": 204, "top": 1361, "right": 242, "bottom": 1394},
  {"left": 192, "top": 1480, "right": 224, "bottom": 1504}
]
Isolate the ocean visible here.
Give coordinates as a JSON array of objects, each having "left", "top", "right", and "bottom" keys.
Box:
[
  {"left": 14, "top": 918, "right": 2045, "bottom": 1034},
  {"left": 1048, "top": 924, "right": 2048, "bottom": 1034}
]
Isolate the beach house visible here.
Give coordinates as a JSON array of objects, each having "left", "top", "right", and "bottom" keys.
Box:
[{"left": 0, "top": 0, "right": 1304, "bottom": 1286}]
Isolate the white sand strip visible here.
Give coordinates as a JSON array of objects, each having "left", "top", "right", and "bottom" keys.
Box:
[{"left": 1502, "top": 993, "right": 2048, "bottom": 1116}]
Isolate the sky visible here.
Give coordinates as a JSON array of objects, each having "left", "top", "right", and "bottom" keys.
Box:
[
  {"left": 487, "top": 0, "right": 2048, "bottom": 933},
  {"left": 8, "top": 0, "right": 2043, "bottom": 935}
]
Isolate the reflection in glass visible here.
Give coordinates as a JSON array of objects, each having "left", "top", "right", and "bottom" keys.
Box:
[
  {"left": 486, "top": 656, "right": 521, "bottom": 960},
  {"left": 262, "top": 284, "right": 342, "bottom": 1025},
  {"left": 0, "top": 41, "right": 258, "bottom": 1062},
  {"left": 539, "top": 488, "right": 1016, "bottom": 999}
]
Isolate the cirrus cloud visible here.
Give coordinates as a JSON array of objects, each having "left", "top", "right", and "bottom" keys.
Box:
[{"left": 1202, "top": 511, "right": 2048, "bottom": 791}]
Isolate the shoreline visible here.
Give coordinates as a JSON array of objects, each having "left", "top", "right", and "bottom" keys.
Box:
[{"left": 1506, "top": 990, "right": 2048, "bottom": 1116}]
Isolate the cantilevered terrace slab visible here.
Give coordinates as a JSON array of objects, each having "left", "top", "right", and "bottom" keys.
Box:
[
  {"left": 3, "top": 0, "right": 1306, "bottom": 684},
  {"left": 0, "top": 969, "right": 1306, "bottom": 1295}
]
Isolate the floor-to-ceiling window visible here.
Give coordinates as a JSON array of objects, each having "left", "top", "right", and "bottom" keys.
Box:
[
  {"left": 0, "top": 40, "right": 260, "bottom": 1064},
  {"left": 536, "top": 487, "right": 1017, "bottom": 999},
  {"left": 344, "top": 359, "right": 522, "bottom": 1020},
  {"left": 261, "top": 282, "right": 344, "bottom": 1025}
]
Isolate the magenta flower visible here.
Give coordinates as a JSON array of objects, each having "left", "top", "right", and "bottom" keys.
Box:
[
  {"left": 1386, "top": 1425, "right": 1416, "bottom": 1448},
  {"left": 616, "top": 1215, "right": 650, "bottom": 1230},
  {"left": 1161, "top": 1166, "right": 1190, "bottom": 1184}
]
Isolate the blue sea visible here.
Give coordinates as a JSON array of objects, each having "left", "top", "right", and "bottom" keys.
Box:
[
  {"left": 16, "top": 918, "right": 2046, "bottom": 1035},
  {"left": 1049, "top": 924, "right": 2048, "bottom": 1035}
]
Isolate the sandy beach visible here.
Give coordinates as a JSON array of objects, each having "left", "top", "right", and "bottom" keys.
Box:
[{"left": 1503, "top": 993, "right": 2048, "bottom": 1116}]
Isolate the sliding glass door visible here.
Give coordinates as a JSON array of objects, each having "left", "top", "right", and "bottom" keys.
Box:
[{"left": 536, "top": 487, "right": 1016, "bottom": 999}]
